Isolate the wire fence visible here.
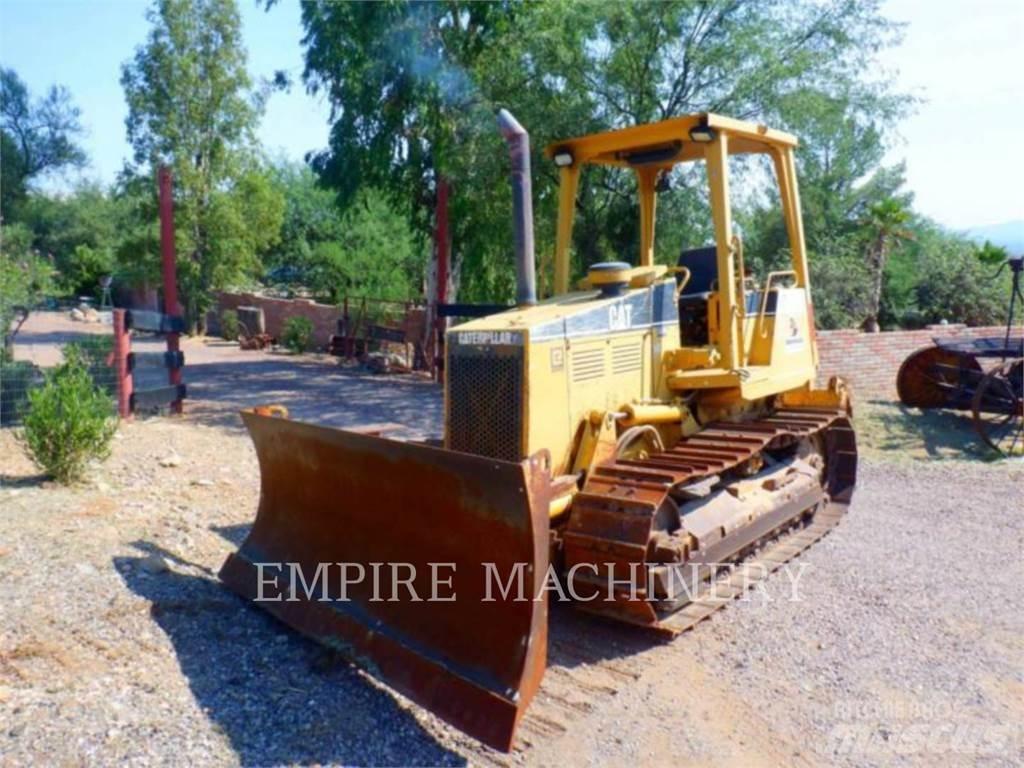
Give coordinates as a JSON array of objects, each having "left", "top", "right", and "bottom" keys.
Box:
[{"left": 1, "top": 303, "right": 120, "bottom": 428}]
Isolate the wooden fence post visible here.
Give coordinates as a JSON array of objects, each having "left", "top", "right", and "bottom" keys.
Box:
[{"left": 113, "top": 308, "right": 132, "bottom": 420}]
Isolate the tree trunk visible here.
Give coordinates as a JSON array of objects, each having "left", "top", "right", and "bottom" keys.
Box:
[{"left": 864, "top": 238, "right": 887, "bottom": 333}]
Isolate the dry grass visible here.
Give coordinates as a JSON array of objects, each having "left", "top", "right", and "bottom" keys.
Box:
[{"left": 853, "top": 400, "right": 1005, "bottom": 463}]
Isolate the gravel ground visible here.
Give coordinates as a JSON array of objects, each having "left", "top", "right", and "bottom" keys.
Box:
[{"left": 1, "top": 329, "right": 1022, "bottom": 766}]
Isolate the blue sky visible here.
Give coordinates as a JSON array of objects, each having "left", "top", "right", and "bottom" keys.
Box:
[
  {"left": 1, "top": 0, "right": 1020, "bottom": 230},
  {"left": 0, "top": 0, "right": 332, "bottom": 180}
]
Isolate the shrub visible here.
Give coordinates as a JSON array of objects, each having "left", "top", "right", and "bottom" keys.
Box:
[
  {"left": 2, "top": 228, "right": 54, "bottom": 354},
  {"left": 0, "top": 359, "right": 42, "bottom": 425},
  {"left": 220, "top": 309, "right": 240, "bottom": 341},
  {"left": 63, "top": 244, "right": 114, "bottom": 298},
  {"left": 66, "top": 335, "right": 115, "bottom": 395},
  {"left": 20, "top": 349, "right": 117, "bottom": 483},
  {"left": 282, "top": 316, "right": 314, "bottom": 354}
]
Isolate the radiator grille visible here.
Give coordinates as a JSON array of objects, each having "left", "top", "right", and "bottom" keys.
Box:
[
  {"left": 611, "top": 343, "right": 642, "bottom": 375},
  {"left": 571, "top": 347, "right": 606, "bottom": 382},
  {"left": 447, "top": 346, "right": 524, "bottom": 461}
]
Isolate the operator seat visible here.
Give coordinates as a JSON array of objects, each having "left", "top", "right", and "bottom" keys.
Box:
[{"left": 676, "top": 246, "right": 716, "bottom": 345}]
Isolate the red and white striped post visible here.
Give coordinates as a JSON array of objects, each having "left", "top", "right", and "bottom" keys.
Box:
[
  {"left": 112, "top": 308, "right": 132, "bottom": 420},
  {"left": 158, "top": 166, "right": 183, "bottom": 415}
]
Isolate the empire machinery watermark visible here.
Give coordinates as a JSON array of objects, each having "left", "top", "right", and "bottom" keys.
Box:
[
  {"left": 250, "top": 559, "right": 812, "bottom": 605},
  {"left": 253, "top": 561, "right": 1022, "bottom": 759}
]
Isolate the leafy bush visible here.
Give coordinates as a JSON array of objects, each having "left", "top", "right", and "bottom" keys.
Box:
[
  {"left": 281, "top": 316, "right": 314, "bottom": 354},
  {"left": 66, "top": 335, "right": 115, "bottom": 394},
  {"left": 911, "top": 232, "right": 1009, "bottom": 327},
  {"left": 220, "top": 309, "right": 240, "bottom": 340},
  {"left": 1, "top": 225, "right": 54, "bottom": 357},
  {"left": 807, "top": 236, "right": 873, "bottom": 329},
  {"left": 0, "top": 359, "right": 42, "bottom": 425},
  {"left": 20, "top": 349, "right": 117, "bottom": 483},
  {"left": 263, "top": 169, "right": 422, "bottom": 304},
  {"left": 63, "top": 244, "right": 114, "bottom": 298}
]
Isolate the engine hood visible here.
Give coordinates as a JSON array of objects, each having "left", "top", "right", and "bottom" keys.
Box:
[{"left": 449, "top": 281, "right": 678, "bottom": 346}]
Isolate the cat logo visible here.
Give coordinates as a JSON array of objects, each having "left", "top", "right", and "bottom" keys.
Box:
[
  {"left": 608, "top": 303, "right": 633, "bottom": 331},
  {"left": 784, "top": 317, "right": 805, "bottom": 351},
  {"left": 550, "top": 346, "right": 565, "bottom": 371}
]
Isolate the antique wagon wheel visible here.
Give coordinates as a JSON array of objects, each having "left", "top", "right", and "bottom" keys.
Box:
[
  {"left": 896, "top": 346, "right": 982, "bottom": 409},
  {"left": 971, "top": 358, "right": 1024, "bottom": 455}
]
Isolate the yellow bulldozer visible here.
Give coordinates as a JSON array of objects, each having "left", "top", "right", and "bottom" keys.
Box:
[{"left": 220, "top": 110, "right": 857, "bottom": 751}]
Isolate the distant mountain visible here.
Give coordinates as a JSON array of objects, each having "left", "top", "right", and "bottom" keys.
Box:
[{"left": 965, "top": 220, "right": 1024, "bottom": 255}]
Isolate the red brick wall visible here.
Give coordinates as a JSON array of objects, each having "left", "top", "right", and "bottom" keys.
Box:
[
  {"left": 215, "top": 292, "right": 342, "bottom": 348},
  {"left": 816, "top": 324, "right": 1010, "bottom": 400}
]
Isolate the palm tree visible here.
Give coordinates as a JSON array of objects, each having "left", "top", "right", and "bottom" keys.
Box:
[{"left": 861, "top": 198, "right": 912, "bottom": 332}]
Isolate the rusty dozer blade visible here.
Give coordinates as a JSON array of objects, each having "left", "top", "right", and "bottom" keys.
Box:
[{"left": 220, "top": 408, "right": 551, "bottom": 752}]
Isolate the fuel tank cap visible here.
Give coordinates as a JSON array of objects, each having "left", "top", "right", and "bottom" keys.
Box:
[{"left": 588, "top": 261, "right": 632, "bottom": 297}]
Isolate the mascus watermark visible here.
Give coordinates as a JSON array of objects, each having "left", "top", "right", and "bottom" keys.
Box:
[
  {"left": 827, "top": 700, "right": 1023, "bottom": 757},
  {"left": 828, "top": 722, "right": 1022, "bottom": 757},
  {"left": 252, "top": 560, "right": 811, "bottom": 604}
]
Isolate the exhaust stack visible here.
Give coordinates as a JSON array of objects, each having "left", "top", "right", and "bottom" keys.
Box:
[{"left": 497, "top": 109, "right": 537, "bottom": 306}]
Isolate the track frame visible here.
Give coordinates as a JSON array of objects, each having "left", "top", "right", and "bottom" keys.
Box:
[{"left": 560, "top": 408, "right": 857, "bottom": 631}]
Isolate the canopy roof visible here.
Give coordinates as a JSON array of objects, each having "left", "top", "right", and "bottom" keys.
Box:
[{"left": 544, "top": 112, "right": 797, "bottom": 168}]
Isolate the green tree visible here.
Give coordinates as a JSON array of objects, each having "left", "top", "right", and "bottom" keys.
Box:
[
  {"left": 910, "top": 224, "right": 1009, "bottom": 327},
  {"left": 1, "top": 224, "right": 54, "bottom": 357},
  {"left": 802, "top": 233, "right": 873, "bottom": 330},
  {"left": 264, "top": 160, "right": 346, "bottom": 277},
  {"left": 299, "top": 1, "right": 521, "bottom": 301},
  {"left": 303, "top": 188, "right": 424, "bottom": 303},
  {"left": 0, "top": 68, "right": 86, "bottom": 220},
  {"left": 739, "top": 85, "right": 911, "bottom": 327},
  {"left": 860, "top": 197, "right": 912, "bottom": 331},
  {"left": 745, "top": 87, "right": 909, "bottom": 253},
  {"left": 18, "top": 182, "right": 123, "bottom": 296},
  {"left": 260, "top": 162, "right": 424, "bottom": 302},
  {"left": 878, "top": 241, "right": 918, "bottom": 328},
  {"left": 121, "top": 0, "right": 283, "bottom": 330},
  {"left": 298, "top": 0, "right": 906, "bottom": 303},
  {"left": 109, "top": 171, "right": 163, "bottom": 291}
]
